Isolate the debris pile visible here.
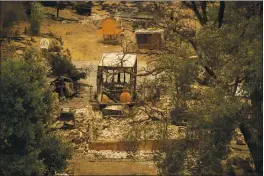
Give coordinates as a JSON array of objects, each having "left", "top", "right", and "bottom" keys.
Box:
[
  {"left": 85, "top": 150, "right": 154, "bottom": 160},
  {"left": 54, "top": 91, "right": 185, "bottom": 159}
]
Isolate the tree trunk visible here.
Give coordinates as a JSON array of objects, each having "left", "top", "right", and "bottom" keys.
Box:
[
  {"left": 218, "top": 1, "right": 225, "bottom": 28},
  {"left": 240, "top": 124, "right": 263, "bottom": 175},
  {"left": 57, "top": 7, "right": 59, "bottom": 18},
  {"left": 191, "top": 1, "right": 204, "bottom": 25},
  {"left": 56, "top": 1, "right": 60, "bottom": 18},
  {"left": 240, "top": 88, "right": 263, "bottom": 175}
]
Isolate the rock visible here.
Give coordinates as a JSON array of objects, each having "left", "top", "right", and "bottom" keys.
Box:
[
  {"left": 62, "top": 20, "right": 73, "bottom": 24},
  {"left": 61, "top": 107, "right": 71, "bottom": 112},
  {"left": 69, "top": 130, "right": 79, "bottom": 136},
  {"left": 15, "top": 50, "right": 23, "bottom": 55},
  {"left": 56, "top": 172, "right": 69, "bottom": 176},
  {"left": 75, "top": 108, "right": 88, "bottom": 115}
]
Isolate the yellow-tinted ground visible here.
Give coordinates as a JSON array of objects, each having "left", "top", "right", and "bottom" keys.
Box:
[{"left": 69, "top": 158, "right": 158, "bottom": 175}]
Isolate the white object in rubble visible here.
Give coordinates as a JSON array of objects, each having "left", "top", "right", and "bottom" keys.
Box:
[{"left": 40, "top": 38, "right": 49, "bottom": 49}]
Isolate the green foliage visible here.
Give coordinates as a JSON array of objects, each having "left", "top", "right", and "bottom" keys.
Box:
[
  {"left": 141, "top": 1, "right": 262, "bottom": 175},
  {"left": 155, "top": 146, "right": 188, "bottom": 176},
  {"left": 29, "top": 2, "right": 45, "bottom": 35},
  {"left": 0, "top": 49, "right": 72, "bottom": 175},
  {"left": 39, "top": 134, "right": 73, "bottom": 175},
  {"left": 47, "top": 53, "right": 87, "bottom": 80},
  {"left": 29, "top": 18, "right": 40, "bottom": 35},
  {"left": 31, "top": 2, "right": 46, "bottom": 21}
]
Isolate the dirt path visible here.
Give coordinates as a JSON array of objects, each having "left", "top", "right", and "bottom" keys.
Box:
[
  {"left": 41, "top": 20, "right": 122, "bottom": 61},
  {"left": 69, "top": 159, "right": 158, "bottom": 175}
]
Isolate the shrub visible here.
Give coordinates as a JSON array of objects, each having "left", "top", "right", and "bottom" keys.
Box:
[
  {"left": 39, "top": 135, "right": 73, "bottom": 175},
  {"left": 31, "top": 2, "right": 46, "bottom": 21},
  {"left": 30, "top": 18, "right": 40, "bottom": 35},
  {"left": 29, "top": 2, "right": 45, "bottom": 35},
  {"left": 47, "top": 53, "right": 88, "bottom": 80},
  {"left": 49, "top": 40, "right": 62, "bottom": 52}
]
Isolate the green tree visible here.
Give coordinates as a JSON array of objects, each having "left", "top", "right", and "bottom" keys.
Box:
[
  {"left": 56, "top": 1, "right": 67, "bottom": 18},
  {"left": 31, "top": 2, "right": 45, "bottom": 21},
  {"left": 30, "top": 2, "right": 45, "bottom": 35},
  {"left": 135, "top": 1, "right": 262, "bottom": 175},
  {"left": 0, "top": 49, "right": 72, "bottom": 175}
]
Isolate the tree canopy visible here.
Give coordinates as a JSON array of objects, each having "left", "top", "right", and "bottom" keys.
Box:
[
  {"left": 135, "top": 1, "right": 262, "bottom": 175},
  {"left": 0, "top": 50, "right": 72, "bottom": 175}
]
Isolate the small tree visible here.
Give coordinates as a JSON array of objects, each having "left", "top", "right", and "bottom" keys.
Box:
[
  {"left": 30, "top": 2, "right": 45, "bottom": 35},
  {"left": 29, "top": 18, "right": 40, "bottom": 35},
  {"left": 56, "top": 1, "right": 67, "bottom": 18}
]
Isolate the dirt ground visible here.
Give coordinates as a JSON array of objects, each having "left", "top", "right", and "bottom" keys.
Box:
[
  {"left": 68, "top": 158, "right": 158, "bottom": 175},
  {"left": 16, "top": 7, "right": 122, "bottom": 61}
]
